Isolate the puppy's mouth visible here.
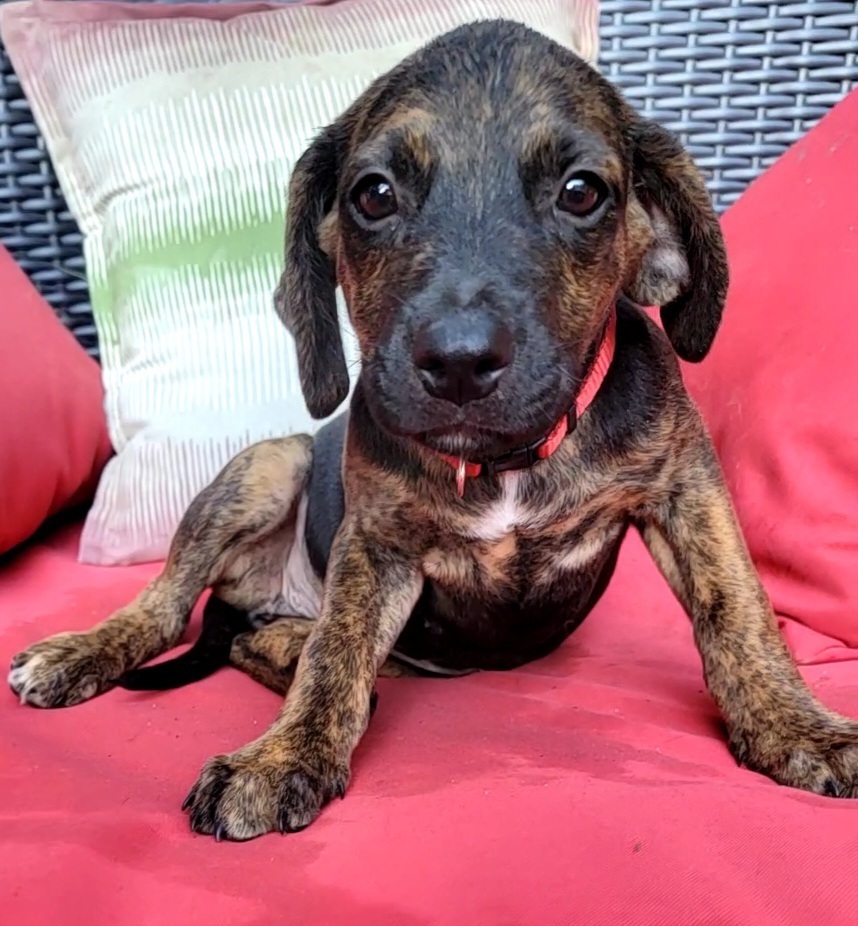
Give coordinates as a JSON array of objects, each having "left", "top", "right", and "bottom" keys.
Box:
[
  {"left": 418, "top": 425, "right": 499, "bottom": 459},
  {"left": 411, "top": 401, "right": 572, "bottom": 461}
]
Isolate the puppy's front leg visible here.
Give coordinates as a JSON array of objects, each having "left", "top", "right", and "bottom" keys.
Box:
[
  {"left": 8, "top": 436, "right": 311, "bottom": 708},
  {"left": 642, "top": 445, "right": 858, "bottom": 797},
  {"left": 183, "top": 523, "right": 422, "bottom": 841}
]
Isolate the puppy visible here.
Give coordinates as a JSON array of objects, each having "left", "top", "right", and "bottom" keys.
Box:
[{"left": 11, "top": 20, "right": 858, "bottom": 842}]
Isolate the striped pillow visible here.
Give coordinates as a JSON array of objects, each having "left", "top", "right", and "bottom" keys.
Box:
[{"left": 1, "top": 0, "right": 600, "bottom": 565}]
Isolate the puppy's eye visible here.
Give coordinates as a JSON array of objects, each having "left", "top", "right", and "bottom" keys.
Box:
[
  {"left": 556, "top": 172, "right": 606, "bottom": 217},
  {"left": 352, "top": 174, "right": 398, "bottom": 222}
]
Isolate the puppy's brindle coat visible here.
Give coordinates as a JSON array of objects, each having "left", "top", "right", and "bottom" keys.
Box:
[{"left": 11, "top": 21, "right": 858, "bottom": 841}]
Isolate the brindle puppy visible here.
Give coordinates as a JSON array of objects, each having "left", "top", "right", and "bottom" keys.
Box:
[{"left": 10, "top": 21, "right": 858, "bottom": 842}]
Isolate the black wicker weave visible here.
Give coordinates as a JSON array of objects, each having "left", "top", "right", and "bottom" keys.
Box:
[
  {"left": 601, "top": 1, "right": 858, "bottom": 209},
  {"left": 1, "top": 0, "right": 857, "bottom": 358},
  {"left": 0, "top": 30, "right": 94, "bottom": 353}
]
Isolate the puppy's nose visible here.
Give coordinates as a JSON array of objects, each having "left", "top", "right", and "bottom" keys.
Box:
[{"left": 412, "top": 317, "right": 513, "bottom": 405}]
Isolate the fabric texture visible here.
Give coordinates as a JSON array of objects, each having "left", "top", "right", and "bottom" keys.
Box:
[
  {"left": 3, "top": 521, "right": 858, "bottom": 925},
  {"left": 0, "top": 245, "right": 112, "bottom": 556},
  {"left": 682, "top": 88, "right": 858, "bottom": 647},
  {"left": 0, "top": 0, "right": 599, "bottom": 566}
]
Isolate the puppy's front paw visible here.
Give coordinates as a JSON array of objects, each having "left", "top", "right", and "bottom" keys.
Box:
[
  {"left": 8, "top": 632, "right": 121, "bottom": 708},
  {"left": 183, "top": 743, "right": 349, "bottom": 841},
  {"left": 739, "top": 718, "right": 858, "bottom": 798}
]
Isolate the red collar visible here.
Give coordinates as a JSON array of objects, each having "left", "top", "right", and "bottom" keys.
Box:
[{"left": 436, "top": 309, "right": 617, "bottom": 496}]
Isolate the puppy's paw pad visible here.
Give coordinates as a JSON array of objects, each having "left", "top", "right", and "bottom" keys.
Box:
[
  {"left": 184, "top": 750, "right": 348, "bottom": 841},
  {"left": 8, "top": 635, "right": 116, "bottom": 708}
]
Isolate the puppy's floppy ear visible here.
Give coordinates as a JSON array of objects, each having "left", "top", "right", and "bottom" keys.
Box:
[
  {"left": 625, "top": 118, "right": 729, "bottom": 362},
  {"left": 274, "top": 125, "right": 349, "bottom": 419}
]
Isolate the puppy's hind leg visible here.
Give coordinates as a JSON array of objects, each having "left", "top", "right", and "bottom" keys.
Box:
[
  {"left": 229, "top": 618, "right": 315, "bottom": 697},
  {"left": 9, "top": 436, "right": 313, "bottom": 709},
  {"left": 229, "top": 617, "right": 419, "bottom": 698}
]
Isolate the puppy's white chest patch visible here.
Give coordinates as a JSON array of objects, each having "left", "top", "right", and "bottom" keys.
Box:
[
  {"left": 554, "top": 525, "right": 622, "bottom": 572},
  {"left": 467, "top": 472, "right": 532, "bottom": 541}
]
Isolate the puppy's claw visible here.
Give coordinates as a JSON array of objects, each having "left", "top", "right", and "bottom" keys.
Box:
[
  {"left": 278, "top": 810, "right": 310, "bottom": 834},
  {"left": 822, "top": 779, "right": 843, "bottom": 798},
  {"left": 214, "top": 823, "right": 226, "bottom": 842}
]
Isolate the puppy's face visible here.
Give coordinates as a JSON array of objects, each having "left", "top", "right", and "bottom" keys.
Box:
[
  {"left": 335, "top": 58, "right": 629, "bottom": 459},
  {"left": 278, "top": 22, "right": 727, "bottom": 456}
]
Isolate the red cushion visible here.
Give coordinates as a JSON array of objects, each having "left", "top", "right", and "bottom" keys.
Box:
[
  {"left": 3, "top": 522, "right": 858, "bottom": 925},
  {"left": 0, "top": 247, "right": 112, "bottom": 554},
  {"left": 682, "top": 89, "right": 858, "bottom": 645}
]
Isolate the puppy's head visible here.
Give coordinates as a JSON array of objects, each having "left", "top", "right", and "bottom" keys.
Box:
[{"left": 276, "top": 20, "right": 727, "bottom": 459}]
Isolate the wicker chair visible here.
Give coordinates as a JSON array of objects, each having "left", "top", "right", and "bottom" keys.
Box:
[{"left": 1, "top": 0, "right": 857, "bottom": 359}]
